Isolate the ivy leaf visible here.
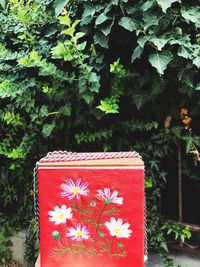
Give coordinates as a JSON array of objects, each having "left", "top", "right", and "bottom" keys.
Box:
[
  {"left": 181, "top": 7, "right": 200, "bottom": 28},
  {"left": 94, "top": 32, "right": 109, "bottom": 49},
  {"left": 149, "top": 36, "right": 169, "bottom": 51},
  {"left": 53, "top": 0, "right": 69, "bottom": 17},
  {"left": 149, "top": 51, "right": 173, "bottom": 75},
  {"left": 88, "top": 72, "right": 100, "bottom": 92},
  {"left": 42, "top": 123, "right": 56, "bottom": 137},
  {"left": 82, "top": 3, "right": 95, "bottom": 18},
  {"left": 143, "top": 12, "right": 160, "bottom": 30},
  {"left": 132, "top": 93, "right": 149, "bottom": 110},
  {"left": 137, "top": 36, "right": 150, "bottom": 48},
  {"left": 51, "top": 42, "right": 67, "bottom": 59},
  {"left": 131, "top": 45, "right": 143, "bottom": 62},
  {"left": 82, "top": 93, "right": 94, "bottom": 104},
  {"left": 40, "top": 105, "right": 49, "bottom": 117},
  {"left": 177, "top": 46, "right": 192, "bottom": 59},
  {"left": 145, "top": 177, "right": 153, "bottom": 188},
  {"left": 81, "top": 3, "right": 96, "bottom": 25},
  {"left": 59, "top": 105, "right": 71, "bottom": 116},
  {"left": 118, "top": 17, "right": 139, "bottom": 32},
  {"left": 193, "top": 56, "right": 200, "bottom": 68},
  {"left": 95, "top": 13, "right": 111, "bottom": 26},
  {"left": 97, "top": 98, "right": 119, "bottom": 114},
  {"left": 157, "top": 0, "right": 180, "bottom": 13},
  {"left": 196, "top": 83, "right": 200, "bottom": 90},
  {"left": 111, "top": 0, "right": 119, "bottom": 4},
  {"left": 0, "top": 0, "right": 5, "bottom": 8},
  {"left": 98, "top": 20, "right": 114, "bottom": 36},
  {"left": 141, "top": 0, "right": 154, "bottom": 11}
]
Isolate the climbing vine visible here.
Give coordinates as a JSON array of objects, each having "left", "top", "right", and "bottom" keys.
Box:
[{"left": 0, "top": 0, "right": 200, "bottom": 266}]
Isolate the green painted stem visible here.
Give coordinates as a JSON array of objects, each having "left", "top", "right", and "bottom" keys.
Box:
[
  {"left": 109, "top": 236, "right": 115, "bottom": 256},
  {"left": 91, "top": 203, "right": 107, "bottom": 251}
]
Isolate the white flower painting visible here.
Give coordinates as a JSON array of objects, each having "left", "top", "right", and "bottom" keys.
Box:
[
  {"left": 105, "top": 217, "right": 132, "bottom": 238},
  {"left": 49, "top": 205, "right": 72, "bottom": 224}
]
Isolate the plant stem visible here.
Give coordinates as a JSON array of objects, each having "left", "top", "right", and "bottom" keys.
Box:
[
  {"left": 80, "top": 198, "right": 83, "bottom": 222},
  {"left": 66, "top": 237, "right": 74, "bottom": 255},
  {"left": 58, "top": 240, "right": 66, "bottom": 249},
  {"left": 91, "top": 203, "right": 107, "bottom": 251},
  {"left": 109, "top": 236, "right": 115, "bottom": 256}
]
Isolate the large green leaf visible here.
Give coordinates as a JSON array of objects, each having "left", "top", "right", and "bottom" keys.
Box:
[
  {"left": 81, "top": 3, "right": 96, "bottom": 25},
  {"left": 177, "top": 46, "right": 192, "bottom": 59},
  {"left": 193, "top": 56, "right": 200, "bottom": 68},
  {"left": 82, "top": 2, "right": 96, "bottom": 18},
  {"left": 131, "top": 45, "right": 143, "bottom": 62},
  {"left": 95, "top": 13, "right": 111, "bottom": 25},
  {"left": 118, "top": 17, "right": 139, "bottom": 31},
  {"left": 42, "top": 123, "right": 56, "bottom": 137},
  {"left": 149, "top": 51, "right": 173, "bottom": 75},
  {"left": 98, "top": 20, "right": 114, "bottom": 36},
  {"left": 94, "top": 32, "right": 109, "bottom": 48},
  {"left": 143, "top": 12, "right": 160, "bottom": 30},
  {"left": 137, "top": 36, "right": 150, "bottom": 48},
  {"left": 181, "top": 7, "right": 200, "bottom": 28},
  {"left": 53, "top": 0, "right": 69, "bottom": 17},
  {"left": 97, "top": 98, "right": 119, "bottom": 114},
  {"left": 59, "top": 105, "right": 71, "bottom": 116},
  {"left": 40, "top": 105, "right": 49, "bottom": 117},
  {"left": 149, "top": 36, "right": 170, "bottom": 51},
  {"left": 157, "top": 0, "right": 180, "bottom": 13}
]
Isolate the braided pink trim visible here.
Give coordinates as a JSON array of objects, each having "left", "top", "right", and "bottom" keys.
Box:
[{"left": 39, "top": 151, "right": 141, "bottom": 163}]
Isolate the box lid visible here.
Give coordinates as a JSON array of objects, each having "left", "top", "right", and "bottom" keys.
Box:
[{"left": 38, "top": 151, "right": 144, "bottom": 167}]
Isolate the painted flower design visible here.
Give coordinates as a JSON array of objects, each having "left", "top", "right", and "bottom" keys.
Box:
[
  {"left": 96, "top": 188, "right": 123, "bottom": 205},
  {"left": 66, "top": 224, "right": 90, "bottom": 241},
  {"left": 49, "top": 205, "right": 72, "bottom": 224},
  {"left": 52, "top": 230, "right": 60, "bottom": 241},
  {"left": 61, "top": 178, "right": 89, "bottom": 200},
  {"left": 51, "top": 178, "right": 135, "bottom": 258},
  {"left": 105, "top": 217, "right": 132, "bottom": 238}
]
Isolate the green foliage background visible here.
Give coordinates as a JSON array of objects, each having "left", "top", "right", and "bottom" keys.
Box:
[{"left": 0, "top": 0, "right": 200, "bottom": 266}]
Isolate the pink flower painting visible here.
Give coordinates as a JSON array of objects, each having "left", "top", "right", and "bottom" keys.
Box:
[
  {"left": 61, "top": 178, "right": 89, "bottom": 200},
  {"left": 96, "top": 188, "right": 123, "bottom": 205},
  {"left": 66, "top": 224, "right": 90, "bottom": 241}
]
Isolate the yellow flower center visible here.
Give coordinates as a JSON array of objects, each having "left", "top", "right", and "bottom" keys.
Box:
[
  {"left": 76, "top": 230, "right": 82, "bottom": 237},
  {"left": 114, "top": 227, "right": 120, "bottom": 235},
  {"left": 73, "top": 187, "right": 80, "bottom": 195},
  {"left": 58, "top": 213, "right": 65, "bottom": 220}
]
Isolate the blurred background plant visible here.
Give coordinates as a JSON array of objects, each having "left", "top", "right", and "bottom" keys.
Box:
[{"left": 0, "top": 0, "right": 200, "bottom": 266}]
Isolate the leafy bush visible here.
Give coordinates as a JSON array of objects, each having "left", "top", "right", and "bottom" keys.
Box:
[
  {"left": 0, "top": 0, "right": 200, "bottom": 266},
  {"left": 0, "top": 217, "right": 13, "bottom": 265}
]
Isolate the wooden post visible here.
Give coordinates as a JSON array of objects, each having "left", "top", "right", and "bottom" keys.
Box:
[{"left": 178, "top": 141, "right": 183, "bottom": 223}]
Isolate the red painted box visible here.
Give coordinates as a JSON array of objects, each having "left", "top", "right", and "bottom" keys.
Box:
[{"left": 37, "top": 151, "right": 146, "bottom": 267}]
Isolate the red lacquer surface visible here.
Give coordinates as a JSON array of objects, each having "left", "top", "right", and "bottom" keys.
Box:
[{"left": 38, "top": 167, "right": 144, "bottom": 267}]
